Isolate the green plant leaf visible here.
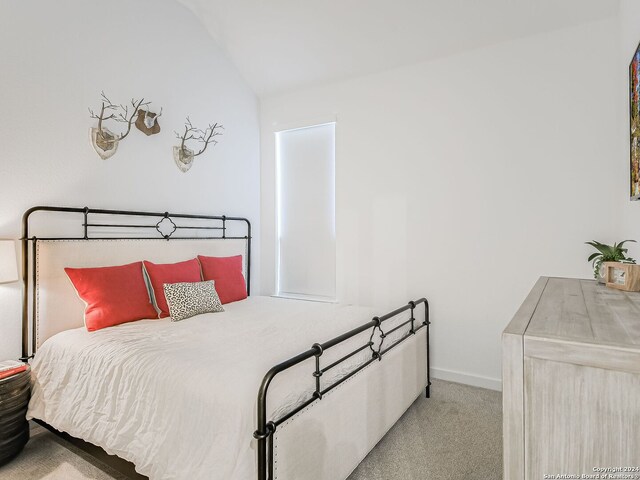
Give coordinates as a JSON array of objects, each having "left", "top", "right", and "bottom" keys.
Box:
[
  {"left": 586, "top": 239, "right": 637, "bottom": 265},
  {"left": 586, "top": 242, "right": 611, "bottom": 256},
  {"left": 587, "top": 253, "right": 601, "bottom": 262}
]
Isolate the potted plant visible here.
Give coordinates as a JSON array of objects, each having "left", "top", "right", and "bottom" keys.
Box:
[{"left": 585, "top": 240, "right": 636, "bottom": 283}]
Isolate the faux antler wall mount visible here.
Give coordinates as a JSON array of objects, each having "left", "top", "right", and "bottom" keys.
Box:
[
  {"left": 88, "top": 92, "right": 223, "bottom": 172},
  {"left": 173, "top": 117, "right": 223, "bottom": 172},
  {"left": 135, "top": 106, "right": 162, "bottom": 136},
  {"left": 88, "top": 92, "right": 161, "bottom": 159}
]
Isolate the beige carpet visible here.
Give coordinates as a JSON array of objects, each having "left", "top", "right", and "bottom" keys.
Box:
[
  {"left": 0, "top": 423, "right": 129, "bottom": 480},
  {"left": 348, "top": 380, "right": 503, "bottom": 480},
  {"left": 0, "top": 379, "right": 502, "bottom": 479}
]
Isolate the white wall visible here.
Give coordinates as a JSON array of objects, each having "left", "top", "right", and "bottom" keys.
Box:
[
  {"left": 260, "top": 18, "right": 620, "bottom": 389},
  {"left": 618, "top": 2, "right": 640, "bottom": 247},
  {"left": 0, "top": 0, "right": 261, "bottom": 360}
]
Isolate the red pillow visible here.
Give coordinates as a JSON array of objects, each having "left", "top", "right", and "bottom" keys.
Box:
[
  {"left": 197, "top": 255, "right": 247, "bottom": 304},
  {"left": 143, "top": 259, "right": 202, "bottom": 318},
  {"left": 65, "top": 262, "right": 158, "bottom": 332}
]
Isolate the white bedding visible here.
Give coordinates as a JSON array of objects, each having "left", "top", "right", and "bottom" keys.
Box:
[{"left": 28, "top": 296, "right": 409, "bottom": 480}]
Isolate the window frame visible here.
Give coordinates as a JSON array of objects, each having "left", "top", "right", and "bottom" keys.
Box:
[{"left": 274, "top": 120, "right": 337, "bottom": 303}]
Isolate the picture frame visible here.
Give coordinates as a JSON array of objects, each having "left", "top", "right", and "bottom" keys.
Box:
[{"left": 629, "top": 41, "right": 640, "bottom": 200}]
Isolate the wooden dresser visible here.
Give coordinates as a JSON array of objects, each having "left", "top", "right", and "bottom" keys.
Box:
[{"left": 503, "top": 277, "right": 640, "bottom": 480}]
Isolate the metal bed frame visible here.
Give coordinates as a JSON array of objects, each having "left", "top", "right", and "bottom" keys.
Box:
[
  {"left": 20, "top": 205, "right": 431, "bottom": 480},
  {"left": 254, "top": 297, "right": 431, "bottom": 480},
  {"left": 20, "top": 205, "right": 251, "bottom": 361}
]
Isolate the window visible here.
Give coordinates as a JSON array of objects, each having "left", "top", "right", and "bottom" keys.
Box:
[{"left": 276, "top": 122, "right": 336, "bottom": 301}]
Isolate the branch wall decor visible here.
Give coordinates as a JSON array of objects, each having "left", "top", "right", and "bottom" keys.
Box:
[
  {"left": 173, "top": 117, "right": 223, "bottom": 172},
  {"left": 88, "top": 92, "right": 160, "bottom": 159}
]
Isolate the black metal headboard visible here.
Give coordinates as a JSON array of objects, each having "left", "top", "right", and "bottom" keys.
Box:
[{"left": 20, "top": 206, "right": 251, "bottom": 361}]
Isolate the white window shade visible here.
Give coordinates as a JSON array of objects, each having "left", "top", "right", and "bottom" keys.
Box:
[{"left": 277, "top": 123, "right": 336, "bottom": 300}]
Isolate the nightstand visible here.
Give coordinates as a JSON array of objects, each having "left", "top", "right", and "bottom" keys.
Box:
[{"left": 0, "top": 364, "right": 30, "bottom": 467}]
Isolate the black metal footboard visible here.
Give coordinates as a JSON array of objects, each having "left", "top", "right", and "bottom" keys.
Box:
[{"left": 253, "top": 298, "right": 431, "bottom": 480}]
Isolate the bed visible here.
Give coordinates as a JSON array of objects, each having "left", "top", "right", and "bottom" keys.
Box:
[{"left": 20, "top": 206, "right": 431, "bottom": 480}]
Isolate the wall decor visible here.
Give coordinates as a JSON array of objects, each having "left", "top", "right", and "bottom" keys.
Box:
[
  {"left": 88, "top": 91, "right": 151, "bottom": 159},
  {"left": 630, "top": 43, "right": 640, "bottom": 199},
  {"left": 135, "top": 106, "right": 162, "bottom": 136},
  {"left": 173, "top": 117, "right": 223, "bottom": 172}
]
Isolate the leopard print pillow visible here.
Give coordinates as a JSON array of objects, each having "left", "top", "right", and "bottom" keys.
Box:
[{"left": 163, "top": 280, "right": 224, "bottom": 322}]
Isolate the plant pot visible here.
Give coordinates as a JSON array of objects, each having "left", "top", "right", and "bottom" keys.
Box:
[
  {"left": 597, "top": 265, "right": 606, "bottom": 284},
  {"left": 601, "top": 261, "right": 640, "bottom": 291}
]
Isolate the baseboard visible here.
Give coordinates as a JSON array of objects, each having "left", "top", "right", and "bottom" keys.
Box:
[{"left": 431, "top": 367, "right": 502, "bottom": 391}]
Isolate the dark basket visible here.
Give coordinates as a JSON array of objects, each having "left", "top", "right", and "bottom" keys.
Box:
[
  {"left": 0, "top": 423, "right": 29, "bottom": 467},
  {"left": 0, "top": 366, "right": 31, "bottom": 467},
  {"left": 0, "top": 373, "right": 29, "bottom": 394}
]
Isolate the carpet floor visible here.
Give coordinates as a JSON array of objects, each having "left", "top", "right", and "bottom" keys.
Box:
[{"left": 0, "top": 379, "right": 502, "bottom": 479}]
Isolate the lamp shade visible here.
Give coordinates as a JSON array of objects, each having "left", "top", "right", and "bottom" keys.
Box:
[{"left": 0, "top": 240, "right": 18, "bottom": 284}]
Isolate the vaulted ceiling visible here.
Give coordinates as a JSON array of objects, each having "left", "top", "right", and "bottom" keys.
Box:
[{"left": 176, "top": 0, "right": 618, "bottom": 97}]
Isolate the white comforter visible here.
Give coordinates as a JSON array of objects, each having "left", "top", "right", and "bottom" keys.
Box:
[{"left": 28, "top": 296, "right": 391, "bottom": 480}]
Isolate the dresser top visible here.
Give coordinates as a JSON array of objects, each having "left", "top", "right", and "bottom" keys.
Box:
[{"left": 505, "top": 277, "right": 640, "bottom": 349}]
